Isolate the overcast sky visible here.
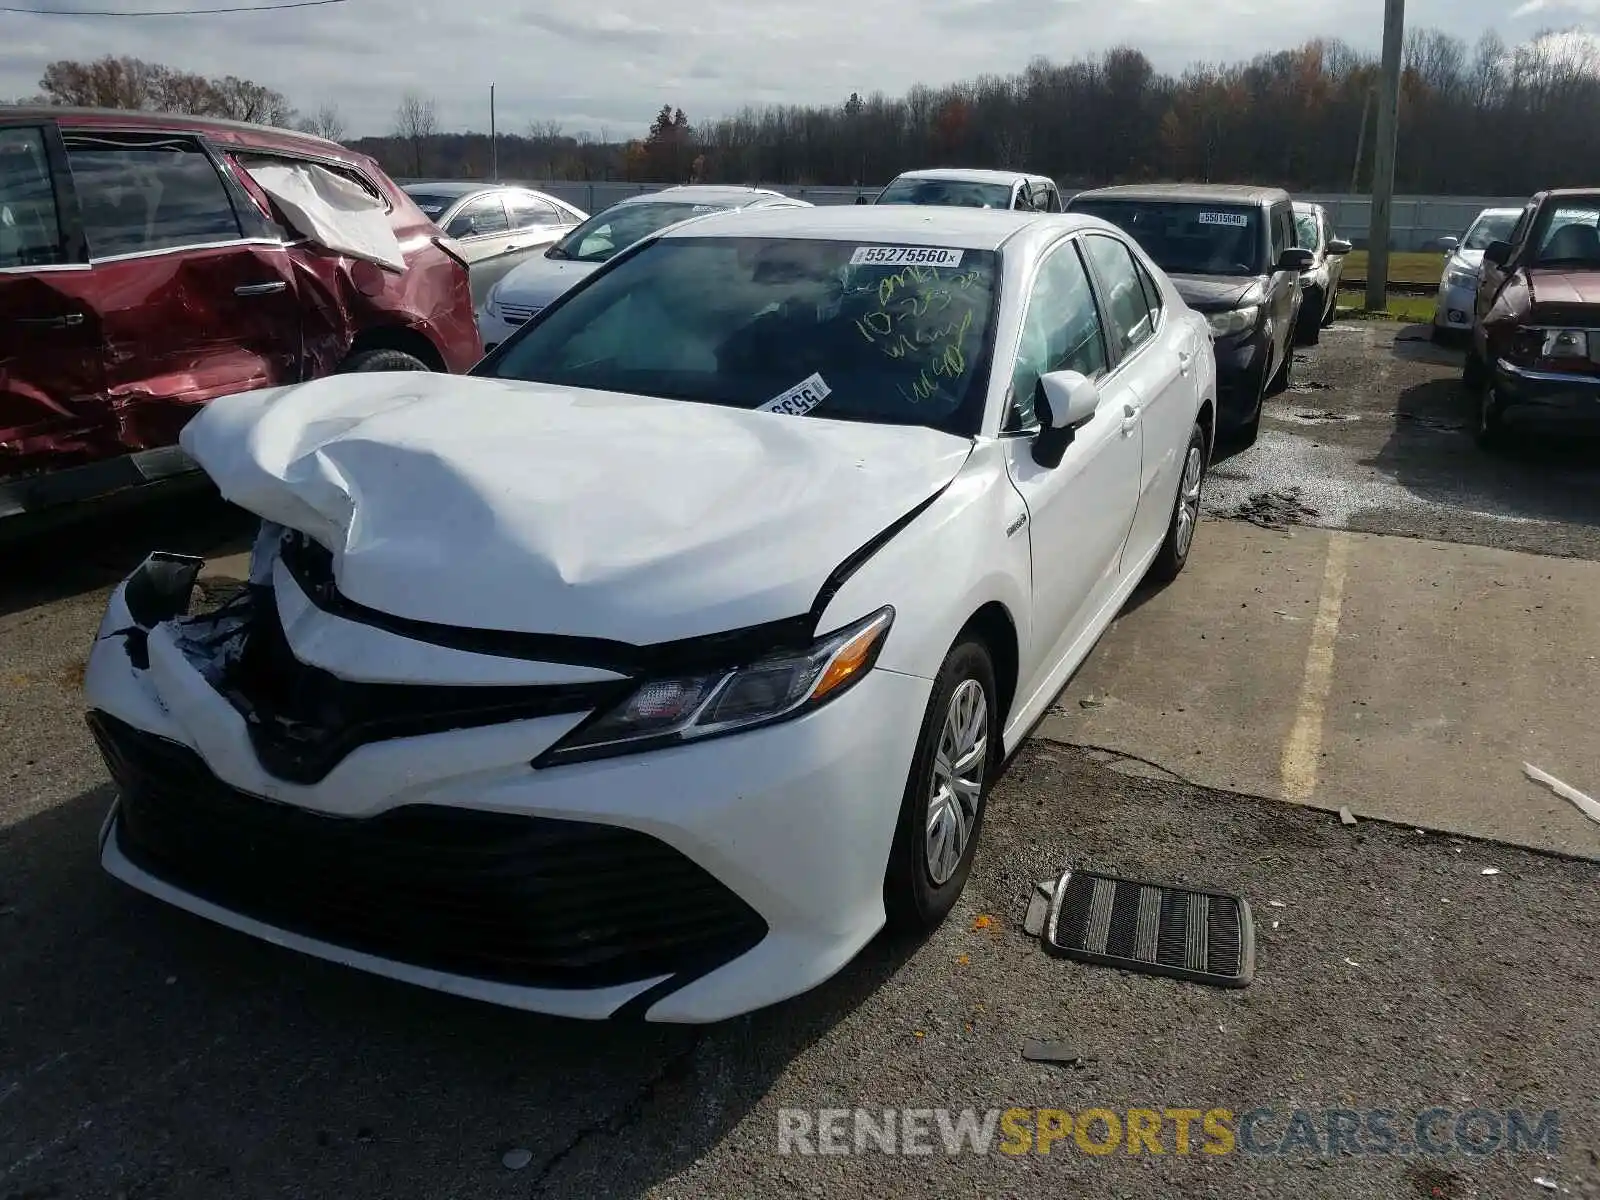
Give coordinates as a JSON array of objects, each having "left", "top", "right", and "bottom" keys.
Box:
[{"left": 1, "top": 0, "right": 1593, "bottom": 138}]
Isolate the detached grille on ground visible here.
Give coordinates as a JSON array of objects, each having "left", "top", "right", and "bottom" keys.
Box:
[
  {"left": 1043, "top": 869, "right": 1255, "bottom": 988},
  {"left": 89, "top": 711, "right": 768, "bottom": 991}
]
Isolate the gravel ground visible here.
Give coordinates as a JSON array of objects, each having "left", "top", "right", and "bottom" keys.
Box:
[{"left": 1204, "top": 322, "right": 1600, "bottom": 561}]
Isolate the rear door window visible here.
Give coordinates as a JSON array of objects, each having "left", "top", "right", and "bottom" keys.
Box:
[
  {"left": 0, "top": 126, "right": 72, "bottom": 268},
  {"left": 1083, "top": 234, "right": 1156, "bottom": 358},
  {"left": 507, "top": 193, "right": 563, "bottom": 228},
  {"left": 63, "top": 131, "right": 242, "bottom": 259}
]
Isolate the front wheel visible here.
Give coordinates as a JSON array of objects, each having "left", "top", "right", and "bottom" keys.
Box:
[
  {"left": 884, "top": 640, "right": 998, "bottom": 933},
  {"left": 1296, "top": 287, "right": 1325, "bottom": 346},
  {"left": 1146, "top": 422, "right": 1209, "bottom": 584},
  {"left": 338, "top": 348, "right": 432, "bottom": 373}
]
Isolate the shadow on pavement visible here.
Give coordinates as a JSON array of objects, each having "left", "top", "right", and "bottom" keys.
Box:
[
  {"left": 0, "top": 483, "right": 254, "bottom": 621},
  {"left": 0, "top": 781, "right": 925, "bottom": 1199}
]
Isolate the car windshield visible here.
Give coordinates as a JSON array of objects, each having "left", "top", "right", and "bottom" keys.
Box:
[
  {"left": 1532, "top": 202, "right": 1600, "bottom": 267},
  {"left": 1461, "top": 211, "right": 1519, "bottom": 251},
  {"left": 403, "top": 191, "right": 459, "bottom": 220},
  {"left": 477, "top": 236, "right": 998, "bottom": 435},
  {"left": 1294, "top": 211, "right": 1321, "bottom": 251},
  {"left": 876, "top": 178, "right": 1014, "bottom": 209},
  {"left": 548, "top": 201, "right": 728, "bottom": 263},
  {"left": 1070, "top": 199, "right": 1267, "bottom": 276}
]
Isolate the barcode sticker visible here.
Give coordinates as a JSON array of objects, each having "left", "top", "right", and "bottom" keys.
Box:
[
  {"left": 849, "top": 245, "right": 965, "bottom": 268},
  {"left": 757, "top": 372, "right": 832, "bottom": 417},
  {"left": 1196, "top": 212, "right": 1249, "bottom": 227}
]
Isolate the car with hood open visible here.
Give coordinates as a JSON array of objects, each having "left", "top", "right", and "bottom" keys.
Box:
[
  {"left": 1466, "top": 188, "right": 1600, "bottom": 449},
  {"left": 1432, "top": 205, "right": 1521, "bottom": 343},
  {"left": 83, "top": 204, "right": 1218, "bottom": 1023},
  {"left": 1068, "top": 184, "right": 1313, "bottom": 447},
  {"left": 873, "top": 169, "right": 1063, "bottom": 213},
  {"left": 474, "top": 185, "right": 810, "bottom": 351},
  {"left": 0, "top": 108, "right": 482, "bottom": 522}
]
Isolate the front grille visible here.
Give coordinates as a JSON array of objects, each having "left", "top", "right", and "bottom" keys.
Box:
[
  {"left": 90, "top": 711, "right": 769, "bottom": 990},
  {"left": 211, "top": 584, "right": 623, "bottom": 785}
]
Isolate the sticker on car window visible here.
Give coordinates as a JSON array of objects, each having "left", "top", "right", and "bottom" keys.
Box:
[
  {"left": 692, "top": 204, "right": 719, "bottom": 213},
  {"left": 850, "top": 245, "right": 964, "bottom": 268},
  {"left": 1196, "top": 212, "right": 1249, "bottom": 227},
  {"left": 757, "top": 372, "right": 832, "bottom": 416}
]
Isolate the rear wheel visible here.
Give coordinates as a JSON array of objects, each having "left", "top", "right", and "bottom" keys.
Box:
[
  {"left": 338, "top": 348, "right": 432, "bottom": 373},
  {"left": 885, "top": 640, "right": 998, "bottom": 932},
  {"left": 1477, "top": 382, "right": 1511, "bottom": 453},
  {"left": 1146, "top": 423, "right": 1208, "bottom": 584},
  {"left": 1296, "top": 287, "right": 1325, "bottom": 346}
]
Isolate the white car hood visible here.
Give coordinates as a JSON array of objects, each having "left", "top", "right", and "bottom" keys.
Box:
[
  {"left": 492, "top": 253, "right": 600, "bottom": 308},
  {"left": 180, "top": 373, "right": 973, "bottom": 645}
]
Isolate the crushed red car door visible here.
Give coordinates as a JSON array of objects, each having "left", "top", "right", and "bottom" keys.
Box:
[
  {"left": 0, "top": 122, "right": 107, "bottom": 480},
  {"left": 61, "top": 128, "right": 302, "bottom": 452}
]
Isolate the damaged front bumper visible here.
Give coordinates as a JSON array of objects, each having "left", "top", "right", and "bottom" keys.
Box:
[{"left": 85, "top": 550, "right": 929, "bottom": 1022}]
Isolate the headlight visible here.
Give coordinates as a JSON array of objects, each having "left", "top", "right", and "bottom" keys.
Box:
[
  {"left": 1538, "top": 329, "right": 1589, "bottom": 359},
  {"left": 1507, "top": 327, "right": 1593, "bottom": 370},
  {"left": 1206, "top": 305, "right": 1261, "bottom": 339},
  {"left": 535, "top": 606, "right": 894, "bottom": 766},
  {"left": 1445, "top": 268, "right": 1479, "bottom": 289},
  {"left": 482, "top": 285, "right": 503, "bottom": 318}
]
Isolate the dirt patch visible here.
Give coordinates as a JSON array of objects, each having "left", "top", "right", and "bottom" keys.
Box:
[{"left": 1225, "top": 488, "right": 1322, "bottom": 531}]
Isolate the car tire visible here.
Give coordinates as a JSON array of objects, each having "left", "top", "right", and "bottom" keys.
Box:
[
  {"left": 1462, "top": 344, "right": 1486, "bottom": 390},
  {"left": 338, "top": 348, "right": 433, "bottom": 373},
  {"left": 1146, "top": 422, "right": 1209, "bottom": 585},
  {"left": 884, "top": 639, "right": 998, "bottom": 934},
  {"left": 1266, "top": 343, "right": 1292, "bottom": 396},
  {"left": 1296, "top": 288, "right": 1325, "bottom": 346},
  {"left": 1476, "top": 382, "right": 1511, "bottom": 453}
]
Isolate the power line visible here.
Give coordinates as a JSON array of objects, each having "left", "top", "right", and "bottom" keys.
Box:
[{"left": 1, "top": 0, "right": 346, "bottom": 14}]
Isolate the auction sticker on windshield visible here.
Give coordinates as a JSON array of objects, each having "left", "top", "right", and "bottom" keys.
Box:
[
  {"left": 1196, "top": 212, "right": 1250, "bottom": 227},
  {"left": 758, "top": 372, "right": 833, "bottom": 416},
  {"left": 850, "top": 245, "right": 965, "bottom": 268}
]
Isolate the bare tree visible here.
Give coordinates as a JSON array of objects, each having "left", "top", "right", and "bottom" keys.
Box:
[
  {"left": 297, "top": 103, "right": 347, "bottom": 143},
  {"left": 394, "top": 91, "right": 438, "bottom": 177}
]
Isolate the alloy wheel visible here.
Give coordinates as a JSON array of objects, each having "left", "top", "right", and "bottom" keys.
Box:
[
  {"left": 1175, "top": 444, "right": 1204, "bottom": 559},
  {"left": 925, "top": 678, "right": 988, "bottom": 886}
]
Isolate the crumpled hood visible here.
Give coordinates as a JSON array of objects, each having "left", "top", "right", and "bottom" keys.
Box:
[
  {"left": 491, "top": 254, "right": 599, "bottom": 309},
  {"left": 1168, "top": 273, "right": 1262, "bottom": 311},
  {"left": 180, "top": 374, "right": 973, "bottom": 645},
  {"left": 1526, "top": 267, "right": 1600, "bottom": 307}
]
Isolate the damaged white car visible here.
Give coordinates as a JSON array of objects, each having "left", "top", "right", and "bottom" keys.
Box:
[{"left": 84, "top": 206, "right": 1217, "bottom": 1023}]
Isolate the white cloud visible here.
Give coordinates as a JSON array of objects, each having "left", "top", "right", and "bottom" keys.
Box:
[{"left": 0, "top": 0, "right": 1583, "bottom": 137}]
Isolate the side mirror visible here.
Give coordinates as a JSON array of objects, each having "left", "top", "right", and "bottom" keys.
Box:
[
  {"left": 1437, "top": 236, "right": 1460, "bottom": 254},
  {"left": 1483, "top": 240, "right": 1512, "bottom": 268},
  {"left": 1031, "top": 370, "right": 1101, "bottom": 468},
  {"left": 1278, "top": 247, "right": 1316, "bottom": 273},
  {"left": 1327, "top": 238, "right": 1353, "bottom": 256}
]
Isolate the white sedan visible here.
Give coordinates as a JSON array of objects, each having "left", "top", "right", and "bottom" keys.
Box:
[{"left": 84, "top": 206, "right": 1218, "bottom": 1023}]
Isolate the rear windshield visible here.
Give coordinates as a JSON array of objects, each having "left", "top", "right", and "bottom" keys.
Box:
[
  {"left": 876, "top": 178, "right": 1014, "bottom": 209},
  {"left": 547, "top": 201, "right": 728, "bottom": 264},
  {"left": 1070, "top": 199, "right": 1266, "bottom": 276},
  {"left": 1461, "top": 211, "right": 1519, "bottom": 251},
  {"left": 405, "top": 192, "right": 457, "bottom": 220},
  {"left": 477, "top": 236, "right": 998, "bottom": 436}
]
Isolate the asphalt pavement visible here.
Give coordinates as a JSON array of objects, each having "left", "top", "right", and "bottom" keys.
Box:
[{"left": 2, "top": 322, "right": 1598, "bottom": 1199}]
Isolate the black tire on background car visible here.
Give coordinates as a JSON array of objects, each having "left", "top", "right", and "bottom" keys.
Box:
[
  {"left": 1266, "top": 342, "right": 1293, "bottom": 396},
  {"left": 338, "top": 348, "right": 432, "bottom": 373},
  {"left": 884, "top": 639, "right": 999, "bottom": 933},
  {"left": 1146, "top": 422, "right": 1209, "bottom": 584},
  {"left": 1476, "top": 381, "right": 1511, "bottom": 453},
  {"left": 1296, "top": 287, "right": 1325, "bottom": 346}
]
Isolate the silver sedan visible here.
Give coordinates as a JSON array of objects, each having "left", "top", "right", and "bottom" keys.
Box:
[{"left": 402, "top": 182, "right": 587, "bottom": 304}]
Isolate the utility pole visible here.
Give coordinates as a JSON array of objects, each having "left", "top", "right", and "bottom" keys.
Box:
[
  {"left": 1366, "top": 0, "right": 1405, "bottom": 312},
  {"left": 490, "top": 84, "right": 498, "bottom": 183}
]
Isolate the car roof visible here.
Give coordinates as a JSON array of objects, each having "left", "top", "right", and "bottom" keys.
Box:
[
  {"left": 1, "top": 105, "right": 351, "bottom": 159},
  {"left": 655, "top": 204, "right": 1099, "bottom": 251},
  {"left": 1473, "top": 206, "right": 1523, "bottom": 218},
  {"left": 620, "top": 185, "right": 796, "bottom": 207},
  {"left": 1074, "top": 183, "right": 1291, "bottom": 206},
  {"left": 1293, "top": 201, "right": 1325, "bottom": 214},
  {"left": 402, "top": 181, "right": 488, "bottom": 198},
  {"left": 890, "top": 167, "right": 1051, "bottom": 186}
]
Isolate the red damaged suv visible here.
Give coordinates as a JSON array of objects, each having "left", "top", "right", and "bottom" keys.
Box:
[{"left": 0, "top": 108, "right": 483, "bottom": 517}]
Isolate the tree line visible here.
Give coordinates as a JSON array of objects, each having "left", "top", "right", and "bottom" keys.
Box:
[{"left": 10, "top": 30, "right": 1600, "bottom": 194}]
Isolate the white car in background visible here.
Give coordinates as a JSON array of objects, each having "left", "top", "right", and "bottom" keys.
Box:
[
  {"left": 84, "top": 206, "right": 1216, "bottom": 1023},
  {"left": 1432, "top": 206, "right": 1522, "bottom": 342},
  {"left": 874, "top": 168, "right": 1063, "bottom": 212},
  {"left": 475, "top": 185, "right": 810, "bottom": 349},
  {"left": 400, "top": 181, "right": 587, "bottom": 305}
]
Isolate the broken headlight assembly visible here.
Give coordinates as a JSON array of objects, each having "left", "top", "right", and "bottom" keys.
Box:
[
  {"left": 1506, "top": 327, "right": 1598, "bottom": 373},
  {"left": 535, "top": 607, "right": 894, "bottom": 766}
]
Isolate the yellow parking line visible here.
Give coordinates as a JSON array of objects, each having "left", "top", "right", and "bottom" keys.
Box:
[{"left": 1280, "top": 532, "right": 1353, "bottom": 802}]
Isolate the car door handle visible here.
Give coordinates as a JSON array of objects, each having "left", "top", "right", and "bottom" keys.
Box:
[
  {"left": 234, "top": 281, "right": 288, "bottom": 296},
  {"left": 1178, "top": 349, "right": 1193, "bottom": 375},
  {"left": 15, "top": 312, "right": 84, "bottom": 329},
  {"left": 1122, "top": 403, "right": 1140, "bottom": 434}
]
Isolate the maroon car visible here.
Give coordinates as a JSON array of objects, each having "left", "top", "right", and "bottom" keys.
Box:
[
  {"left": 1468, "top": 188, "right": 1600, "bottom": 450},
  {"left": 0, "top": 108, "right": 483, "bottom": 516}
]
